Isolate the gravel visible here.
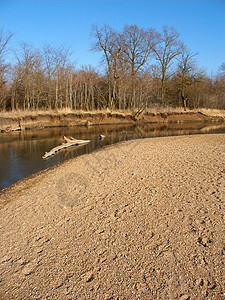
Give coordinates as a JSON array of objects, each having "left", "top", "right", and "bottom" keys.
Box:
[{"left": 0, "top": 134, "right": 224, "bottom": 299}]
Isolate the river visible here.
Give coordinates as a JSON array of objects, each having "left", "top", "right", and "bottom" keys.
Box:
[{"left": 0, "top": 122, "right": 225, "bottom": 190}]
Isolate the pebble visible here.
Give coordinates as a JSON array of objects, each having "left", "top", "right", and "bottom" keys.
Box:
[
  {"left": 82, "top": 271, "right": 94, "bottom": 283},
  {"left": 203, "top": 279, "right": 209, "bottom": 287},
  {"left": 202, "top": 237, "right": 210, "bottom": 246},
  {"left": 196, "top": 278, "right": 203, "bottom": 286},
  {"left": 21, "top": 265, "right": 35, "bottom": 276},
  {"left": 179, "top": 294, "right": 190, "bottom": 300}
]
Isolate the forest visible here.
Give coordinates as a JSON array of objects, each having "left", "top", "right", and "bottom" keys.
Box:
[{"left": 0, "top": 25, "right": 225, "bottom": 112}]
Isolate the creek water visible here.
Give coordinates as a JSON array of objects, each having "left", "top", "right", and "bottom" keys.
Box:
[{"left": 0, "top": 122, "right": 225, "bottom": 190}]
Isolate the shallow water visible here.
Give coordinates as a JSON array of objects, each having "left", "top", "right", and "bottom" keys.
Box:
[{"left": 0, "top": 122, "right": 225, "bottom": 190}]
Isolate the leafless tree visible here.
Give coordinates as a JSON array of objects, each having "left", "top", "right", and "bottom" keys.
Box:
[
  {"left": 91, "top": 24, "right": 124, "bottom": 108},
  {"left": 0, "top": 29, "right": 13, "bottom": 59},
  {"left": 152, "top": 26, "right": 183, "bottom": 105},
  {"left": 177, "top": 47, "right": 198, "bottom": 110},
  {"left": 121, "top": 25, "right": 157, "bottom": 106},
  {"left": 13, "top": 42, "right": 37, "bottom": 109},
  {"left": 1, "top": 24, "right": 224, "bottom": 112},
  {"left": 0, "top": 29, "right": 13, "bottom": 109},
  {"left": 42, "top": 44, "right": 72, "bottom": 109}
]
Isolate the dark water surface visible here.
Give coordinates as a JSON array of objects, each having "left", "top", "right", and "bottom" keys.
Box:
[{"left": 0, "top": 122, "right": 225, "bottom": 190}]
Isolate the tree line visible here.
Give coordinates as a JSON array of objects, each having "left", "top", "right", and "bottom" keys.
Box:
[{"left": 0, "top": 25, "right": 225, "bottom": 112}]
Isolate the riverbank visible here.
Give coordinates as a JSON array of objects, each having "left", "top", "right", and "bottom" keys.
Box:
[
  {"left": 0, "top": 134, "right": 224, "bottom": 299},
  {"left": 0, "top": 108, "right": 225, "bottom": 132}
]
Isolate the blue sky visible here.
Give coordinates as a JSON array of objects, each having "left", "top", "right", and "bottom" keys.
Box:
[{"left": 1, "top": 0, "right": 225, "bottom": 75}]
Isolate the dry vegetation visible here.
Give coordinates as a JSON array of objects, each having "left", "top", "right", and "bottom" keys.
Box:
[
  {"left": 195, "top": 108, "right": 225, "bottom": 118},
  {"left": 0, "top": 107, "right": 225, "bottom": 120}
]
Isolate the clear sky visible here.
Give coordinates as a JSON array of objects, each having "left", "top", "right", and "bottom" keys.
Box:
[{"left": 1, "top": 0, "right": 225, "bottom": 75}]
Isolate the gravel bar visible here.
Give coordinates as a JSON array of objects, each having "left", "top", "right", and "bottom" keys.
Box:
[{"left": 0, "top": 134, "right": 224, "bottom": 299}]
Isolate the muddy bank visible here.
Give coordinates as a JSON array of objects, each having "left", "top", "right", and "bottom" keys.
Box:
[
  {"left": 0, "top": 112, "right": 133, "bottom": 132},
  {"left": 0, "top": 134, "right": 224, "bottom": 299},
  {"left": 0, "top": 111, "right": 224, "bottom": 132}
]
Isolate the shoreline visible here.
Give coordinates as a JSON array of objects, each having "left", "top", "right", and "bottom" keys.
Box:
[
  {"left": 1, "top": 110, "right": 224, "bottom": 133},
  {"left": 1, "top": 124, "right": 225, "bottom": 193},
  {"left": 0, "top": 134, "right": 224, "bottom": 299},
  {"left": 0, "top": 129, "right": 224, "bottom": 196}
]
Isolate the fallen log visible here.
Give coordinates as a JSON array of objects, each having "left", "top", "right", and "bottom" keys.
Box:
[
  {"left": 99, "top": 134, "right": 105, "bottom": 140},
  {"left": 42, "top": 136, "right": 90, "bottom": 159}
]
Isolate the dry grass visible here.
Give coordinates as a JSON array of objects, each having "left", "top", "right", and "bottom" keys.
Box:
[
  {"left": 196, "top": 108, "right": 225, "bottom": 117},
  {"left": 0, "top": 108, "right": 126, "bottom": 118},
  {"left": 0, "top": 107, "right": 224, "bottom": 119},
  {"left": 0, "top": 108, "right": 73, "bottom": 118}
]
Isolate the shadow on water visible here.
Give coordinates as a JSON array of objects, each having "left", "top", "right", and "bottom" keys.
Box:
[{"left": 0, "top": 122, "right": 225, "bottom": 190}]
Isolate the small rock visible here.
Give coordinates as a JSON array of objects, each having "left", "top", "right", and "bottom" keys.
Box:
[
  {"left": 202, "top": 289, "right": 208, "bottom": 297},
  {"left": 37, "top": 249, "right": 43, "bottom": 254},
  {"left": 55, "top": 281, "right": 64, "bottom": 289},
  {"left": 82, "top": 271, "right": 94, "bottom": 283},
  {"left": 21, "top": 265, "right": 35, "bottom": 276},
  {"left": 197, "top": 236, "right": 211, "bottom": 247},
  {"left": 179, "top": 294, "right": 190, "bottom": 300},
  {"left": 203, "top": 279, "right": 209, "bottom": 287},
  {"left": 96, "top": 229, "right": 105, "bottom": 234},
  {"left": 209, "top": 283, "right": 217, "bottom": 290},
  {"left": 202, "top": 237, "right": 210, "bottom": 246},
  {"left": 97, "top": 249, "right": 107, "bottom": 256},
  {"left": 196, "top": 278, "right": 203, "bottom": 287}
]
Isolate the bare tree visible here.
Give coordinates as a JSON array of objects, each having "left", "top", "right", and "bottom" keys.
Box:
[
  {"left": 0, "top": 29, "right": 13, "bottom": 109},
  {"left": 80, "top": 65, "right": 98, "bottom": 110},
  {"left": 1, "top": 23, "right": 224, "bottom": 112},
  {"left": 12, "top": 42, "right": 47, "bottom": 110},
  {"left": 177, "top": 47, "right": 198, "bottom": 110},
  {"left": 91, "top": 24, "right": 123, "bottom": 108},
  {"left": 64, "top": 63, "right": 76, "bottom": 109},
  {"left": 0, "top": 62, "right": 9, "bottom": 109},
  {"left": 42, "top": 44, "right": 72, "bottom": 109},
  {"left": 0, "top": 29, "right": 13, "bottom": 59},
  {"left": 42, "top": 44, "right": 56, "bottom": 109},
  {"left": 121, "top": 25, "right": 157, "bottom": 107},
  {"left": 13, "top": 42, "right": 36, "bottom": 109},
  {"left": 152, "top": 26, "right": 183, "bottom": 105}
]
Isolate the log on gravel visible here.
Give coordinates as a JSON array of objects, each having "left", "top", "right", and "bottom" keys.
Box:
[{"left": 42, "top": 136, "right": 90, "bottom": 159}]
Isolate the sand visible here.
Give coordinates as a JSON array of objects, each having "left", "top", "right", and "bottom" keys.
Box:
[{"left": 0, "top": 134, "right": 224, "bottom": 299}]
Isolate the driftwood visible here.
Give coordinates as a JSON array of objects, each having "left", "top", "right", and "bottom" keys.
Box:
[
  {"left": 133, "top": 103, "right": 147, "bottom": 119},
  {"left": 99, "top": 134, "right": 105, "bottom": 140},
  {"left": 42, "top": 136, "right": 90, "bottom": 159}
]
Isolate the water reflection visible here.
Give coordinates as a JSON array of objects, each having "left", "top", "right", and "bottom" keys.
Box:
[{"left": 0, "top": 122, "right": 225, "bottom": 190}]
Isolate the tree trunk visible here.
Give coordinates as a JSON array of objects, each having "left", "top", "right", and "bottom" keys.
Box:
[
  {"left": 11, "top": 87, "right": 15, "bottom": 110},
  {"left": 84, "top": 82, "right": 88, "bottom": 110},
  {"left": 69, "top": 71, "right": 72, "bottom": 109},
  {"left": 108, "top": 78, "right": 111, "bottom": 109},
  {"left": 55, "top": 74, "right": 58, "bottom": 110},
  {"left": 65, "top": 75, "right": 68, "bottom": 109},
  {"left": 91, "top": 86, "right": 94, "bottom": 110},
  {"left": 161, "top": 71, "right": 166, "bottom": 106},
  {"left": 48, "top": 78, "right": 52, "bottom": 109}
]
